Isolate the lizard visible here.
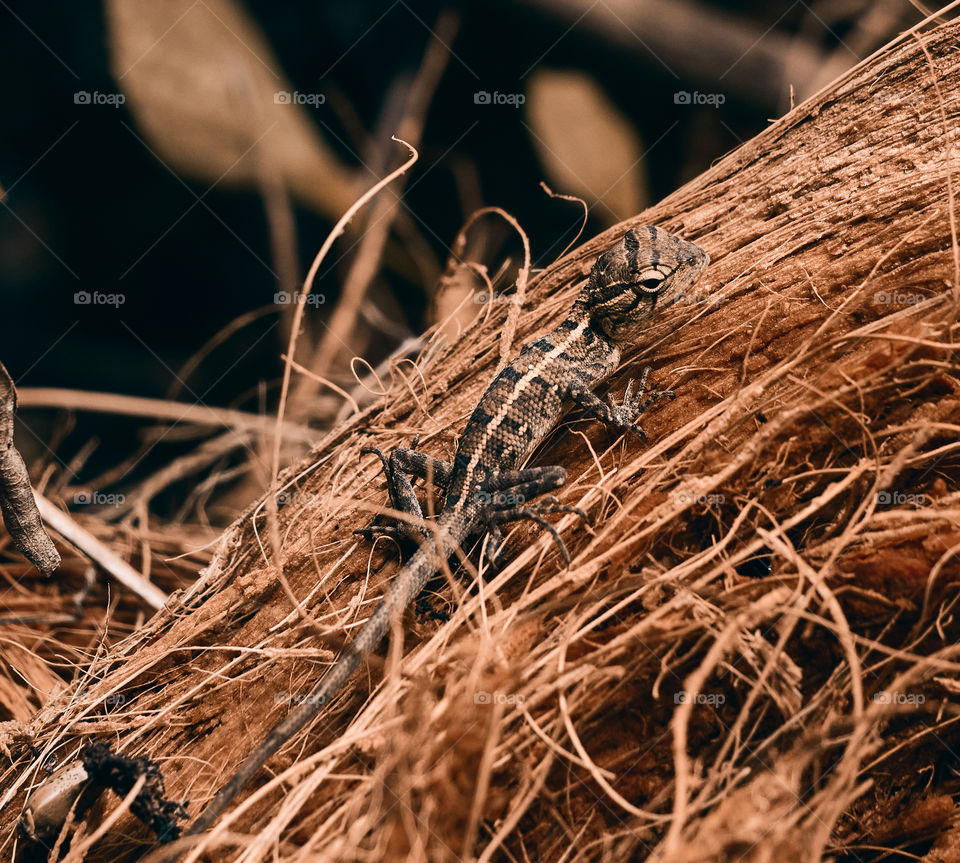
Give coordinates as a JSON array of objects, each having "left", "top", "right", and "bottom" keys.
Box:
[{"left": 184, "top": 224, "right": 708, "bottom": 836}]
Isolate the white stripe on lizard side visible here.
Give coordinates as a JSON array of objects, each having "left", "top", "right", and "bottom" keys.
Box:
[{"left": 461, "top": 318, "right": 589, "bottom": 488}]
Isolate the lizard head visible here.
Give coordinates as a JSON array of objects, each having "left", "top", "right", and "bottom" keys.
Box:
[{"left": 583, "top": 226, "right": 708, "bottom": 344}]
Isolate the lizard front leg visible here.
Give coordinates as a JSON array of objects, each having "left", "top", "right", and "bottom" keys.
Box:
[{"left": 566, "top": 365, "right": 674, "bottom": 438}]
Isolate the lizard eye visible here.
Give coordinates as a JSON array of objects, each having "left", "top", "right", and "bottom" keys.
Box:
[{"left": 635, "top": 268, "right": 667, "bottom": 294}]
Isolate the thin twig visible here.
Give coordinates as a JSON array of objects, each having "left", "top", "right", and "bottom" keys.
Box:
[{"left": 34, "top": 494, "right": 167, "bottom": 609}]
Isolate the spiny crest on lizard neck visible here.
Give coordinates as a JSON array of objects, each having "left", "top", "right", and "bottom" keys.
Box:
[{"left": 574, "top": 225, "right": 709, "bottom": 345}]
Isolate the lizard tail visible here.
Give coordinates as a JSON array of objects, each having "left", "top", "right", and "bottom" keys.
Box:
[{"left": 187, "top": 523, "right": 459, "bottom": 835}]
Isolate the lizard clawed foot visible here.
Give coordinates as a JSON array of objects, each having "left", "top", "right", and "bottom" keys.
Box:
[
  {"left": 606, "top": 382, "right": 648, "bottom": 438},
  {"left": 355, "top": 446, "right": 395, "bottom": 540},
  {"left": 493, "top": 509, "right": 571, "bottom": 565},
  {"left": 487, "top": 501, "right": 589, "bottom": 566},
  {"left": 356, "top": 436, "right": 448, "bottom": 545},
  {"left": 359, "top": 444, "right": 389, "bottom": 465},
  {"left": 480, "top": 525, "right": 506, "bottom": 575},
  {"left": 508, "top": 495, "right": 588, "bottom": 523},
  {"left": 608, "top": 367, "right": 676, "bottom": 438}
]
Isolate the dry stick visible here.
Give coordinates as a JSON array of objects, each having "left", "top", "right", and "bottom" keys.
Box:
[
  {"left": 34, "top": 495, "right": 167, "bottom": 609},
  {"left": 0, "top": 618, "right": 195, "bottom": 817},
  {"left": 178, "top": 463, "right": 249, "bottom": 526},
  {"left": 290, "top": 12, "right": 457, "bottom": 415},
  {"left": 0, "top": 362, "right": 60, "bottom": 574},
  {"left": 0, "top": 444, "right": 60, "bottom": 574},
  {"left": 16, "top": 388, "right": 314, "bottom": 443}
]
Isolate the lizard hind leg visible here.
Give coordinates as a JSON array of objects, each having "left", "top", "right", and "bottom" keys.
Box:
[
  {"left": 355, "top": 442, "right": 453, "bottom": 542},
  {"left": 487, "top": 505, "right": 583, "bottom": 565},
  {"left": 480, "top": 465, "right": 589, "bottom": 566}
]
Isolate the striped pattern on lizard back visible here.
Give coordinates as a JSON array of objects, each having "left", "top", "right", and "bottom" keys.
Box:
[{"left": 444, "top": 316, "right": 619, "bottom": 509}]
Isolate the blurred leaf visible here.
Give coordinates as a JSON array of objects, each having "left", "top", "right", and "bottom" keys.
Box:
[
  {"left": 526, "top": 69, "right": 648, "bottom": 225},
  {"left": 105, "top": 0, "right": 355, "bottom": 219}
]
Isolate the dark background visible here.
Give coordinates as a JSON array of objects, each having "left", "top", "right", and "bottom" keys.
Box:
[{"left": 0, "top": 0, "right": 909, "bottom": 502}]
